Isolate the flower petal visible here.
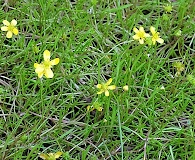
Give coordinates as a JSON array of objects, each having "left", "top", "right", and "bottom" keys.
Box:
[
  {"left": 54, "top": 152, "right": 63, "bottom": 158},
  {"left": 87, "top": 106, "right": 91, "bottom": 111},
  {"left": 3, "top": 20, "right": 10, "bottom": 26},
  {"left": 13, "top": 28, "right": 18, "bottom": 35},
  {"left": 139, "top": 26, "right": 144, "bottom": 32},
  {"left": 1, "top": 26, "right": 8, "bottom": 31},
  {"left": 35, "top": 66, "right": 44, "bottom": 73},
  {"left": 97, "top": 90, "right": 104, "bottom": 94},
  {"left": 150, "top": 26, "right": 156, "bottom": 35},
  {"left": 157, "top": 38, "right": 164, "bottom": 44},
  {"left": 152, "top": 39, "right": 156, "bottom": 45},
  {"left": 45, "top": 68, "right": 54, "bottom": 78},
  {"left": 105, "top": 90, "right": 109, "bottom": 96},
  {"left": 108, "top": 85, "right": 116, "bottom": 90},
  {"left": 11, "top": 19, "right": 17, "bottom": 26},
  {"left": 139, "top": 39, "right": 144, "bottom": 44},
  {"left": 38, "top": 72, "right": 44, "bottom": 78},
  {"left": 133, "top": 35, "right": 140, "bottom": 40},
  {"left": 97, "top": 107, "right": 103, "bottom": 111},
  {"left": 34, "top": 63, "right": 40, "bottom": 68},
  {"left": 145, "top": 33, "right": 150, "bottom": 37},
  {"left": 34, "top": 63, "right": 44, "bottom": 78},
  {"left": 123, "top": 85, "right": 128, "bottom": 91},
  {"left": 39, "top": 153, "right": 48, "bottom": 159},
  {"left": 96, "top": 84, "right": 102, "bottom": 89},
  {"left": 106, "top": 78, "right": 112, "bottom": 85},
  {"left": 6, "top": 31, "right": 12, "bottom": 38},
  {"left": 43, "top": 50, "right": 50, "bottom": 61},
  {"left": 50, "top": 58, "right": 59, "bottom": 65},
  {"left": 133, "top": 27, "right": 138, "bottom": 33}
]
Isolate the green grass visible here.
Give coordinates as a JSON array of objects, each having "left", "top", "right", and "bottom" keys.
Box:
[{"left": 1, "top": 0, "right": 195, "bottom": 159}]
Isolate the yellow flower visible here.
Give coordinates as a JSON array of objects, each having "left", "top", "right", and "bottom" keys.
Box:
[
  {"left": 87, "top": 102, "right": 103, "bottom": 112},
  {"left": 173, "top": 62, "right": 184, "bottom": 72},
  {"left": 1, "top": 19, "right": 18, "bottom": 38},
  {"left": 132, "top": 26, "right": 150, "bottom": 44},
  {"left": 150, "top": 26, "right": 164, "bottom": 45},
  {"left": 97, "top": 78, "right": 116, "bottom": 96},
  {"left": 123, "top": 85, "right": 128, "bottom": 91},
  {"left": 39, "top": 151, "right": 63, "bottom": 160},
  {"left": 34, "top": 50, "right": 60, "bottom": 78},
  {"left": 173, "top": 62, "right": 184, "bottom": 77}
]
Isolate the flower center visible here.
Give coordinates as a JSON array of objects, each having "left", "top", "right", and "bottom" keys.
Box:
[
  {"left": 138, "top": 31, "right": 145, "bottom": 39},
  {"left": 7, "top": 25, "right": 15, "bottom": 32},
  {"left": 153, "top": 33, "right": 159, "bottom": 39},
  {"left": 102, "top": 84, "right": 108, "bottom": 91},
  {"left": 43, "top": 61, "right": 51, "bottom": 68}
]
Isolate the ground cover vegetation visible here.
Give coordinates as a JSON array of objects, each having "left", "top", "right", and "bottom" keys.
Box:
[{"left": 0, "top": 0, "right": 195, "bottom": 159}]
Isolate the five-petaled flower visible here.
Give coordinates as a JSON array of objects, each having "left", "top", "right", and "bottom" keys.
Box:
[
  {"left": 96, "top": 78, "right": 116, "bottom": 96},
  {"left": 39, "top": 151, "right": 63, "bottom": 160},
  {"left": 1, "top": 19, "right": 18, "bottom": 38},
  {"left": 133, "top": 26, "right": 150, "bottom": 44},
  {"left": 34, "top": 50, "right": 59, "bottom": 78},
  {"left": 150, "top": 26, "right": 164, "bottom": 45}
]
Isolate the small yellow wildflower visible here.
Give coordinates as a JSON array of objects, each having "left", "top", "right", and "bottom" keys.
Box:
[
  {"left": 1, "top": 19, "right": 18, "bottom": 38},
  {"left": 173, "top": 62, "right": 184, "bottom": 77},
  {"left": 132, "top": 26, "right": 150, "bottom": 44},
  {"left": 34, "top": 50, "right": 60, "bottom": 78},
  {"left": 150, "top": 26, "right": 164, "bottom": 45},
  {"left": 87, "top": 102, "right": 103, "bottom": 112},
  {"left": 39, "top": 151, "right": 63, "bottom": 160},
  {"left": 97, "top": 78, "right": 116, "bottom": 96},
  {"left": 123, "top": 85, "right": 128, "bottom": 91}
]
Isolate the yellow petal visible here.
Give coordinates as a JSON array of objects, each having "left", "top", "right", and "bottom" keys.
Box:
[
  {"left": 11, "top": 19, "right": 17, "bottom": 26},
  {"left": 150, "top": 26, "right": 156, "bottom": 35},
  {"left": 123, "top": 85, "right": 128, "bottom": 91},
  {"left": 38, "top": 72, "right": 44, "bottom": 78},
  {"left": 35, "top": 64, "right": 44, "bottom": 78},
  {"left": 105, "top": 90, "right": 109, "bottom": 96},
  {"left": 97, "top": 107, "right": 103, "bottom": 111},
  {"left": 43, "top": 50, "right": 50, "bottom": 61},
  {"left": 145, "top": 33, "right": 150, "bottom": 37},
  {"left": 139, "top": 26, "right": 144, "bottom": 32},
  {"left": 34, "top": 63, "right": 40, "bottom": 68},
  {"left": 3, "top": 20, "right": 10, "bottom": 26},
  {"left": 54, "top": 151, "right": 63, "bottom": 158},
  {"left": 87, "top": 106, "right": 91, "bottom": 111},
  {"left": 6, "top": 31, "right": 12, "bottom": 38},
  {"left": 139, "top": 39, "right": 144, "bottom": 44},
  {"left": 133, "top": 35, "right": 139, "bottom": 40},
  {"left": 45, "top": 68, "right": 54, "bottom": 78},
  {"left": 152, "top": 38, "right": 156, "bottom": 45},
  {"left": 50, "top": 58, "right": 59, "bottom": 65},
  {"left": 97, "top": 90, "right": 104, "bottom": 94},
  {"left": 96, "top": 84, "right": 102, "bottom": 88},
  {"left": 157, "top": 38, "right": 164, "bottom": 44},
  {"left": 108, "top": 85, "right": 116, "bottom": 90},
  {"left": 1, "top": 26, "right": 8, "bottom": 31},
  {"left": 133, "top": 27, "right": 138, "bottom": 33},
  {"left": 13, "top": 28, "right": 18, "bottom": 35},
  {"left": 35, "top": 66, "right": 44, "bottom": 74},
  {"left": 106, "top": 78, "right": 112, "bottom": 85},
  {"left": 39, "top": 153, "right": 48, "bottom": 159}
]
